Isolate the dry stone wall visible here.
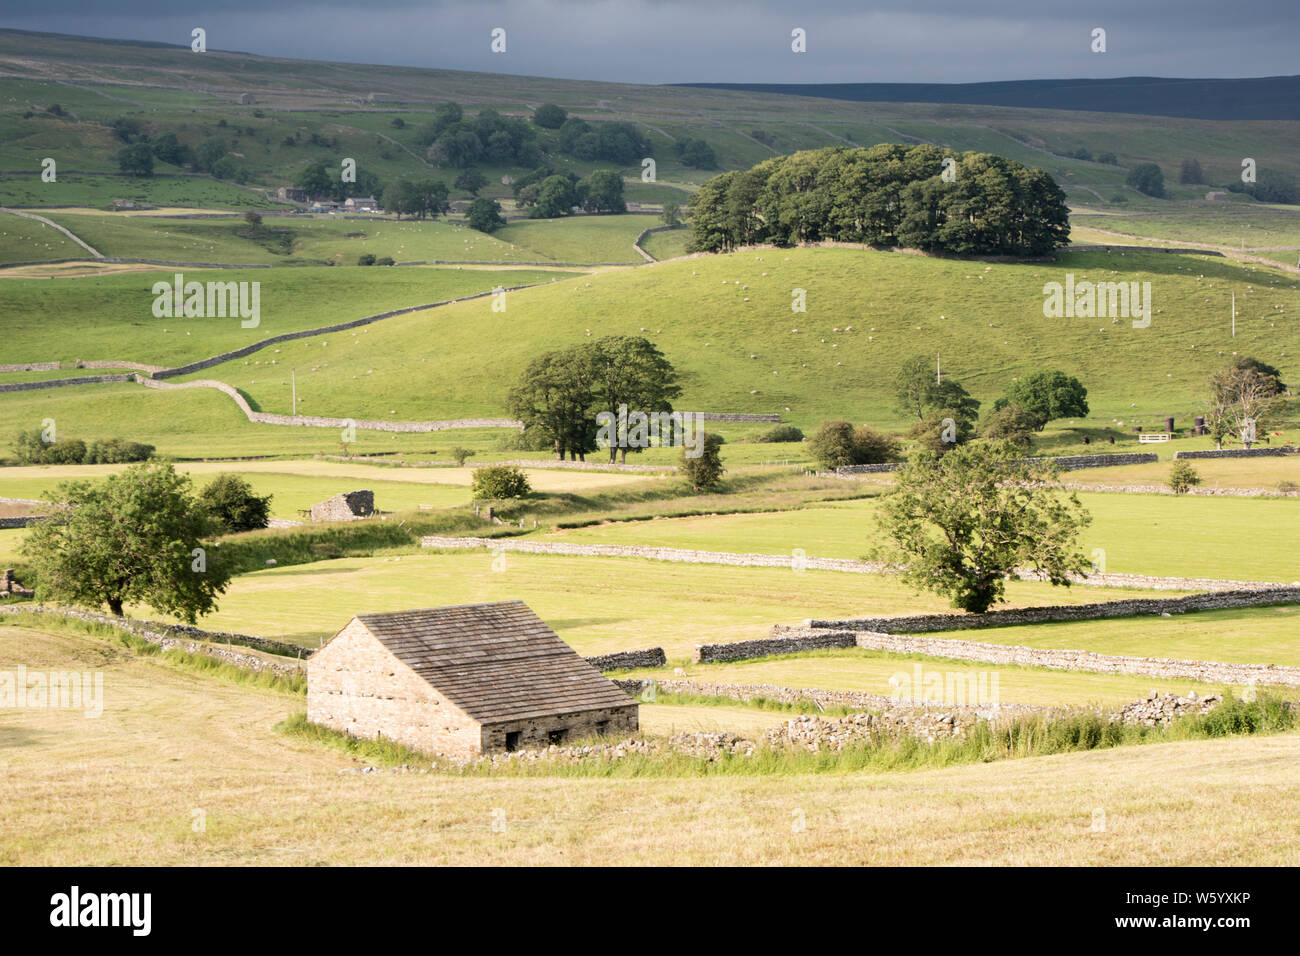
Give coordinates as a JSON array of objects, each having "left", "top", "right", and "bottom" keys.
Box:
[
  {"left": 584, "top": 648, "right": 668, "bottom": 671},
  {"left": 835, "top": 452, "right": 1158, "bottom": 476},
  {"left": 136, "top": 376, "right": 517, "bottom": 431},
  {"left": 1175, "top": 448, "right": 1295, "bottom": 459},
  {"left": 0, "top": 604, "right": 306, "bottom": 676},
  {"left": 801, "top": 587, "right": 1300, "bottom": 633},
  {"left": 0, "top": 374, "right": 133, "bottom": 393},
  {"left": 694, "top": 588, "right": 1300, "bottom": 669}
]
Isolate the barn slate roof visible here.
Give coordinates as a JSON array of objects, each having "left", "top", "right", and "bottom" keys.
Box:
[{"left": 352, "top": 600, "right": 635, "bottom": 725}]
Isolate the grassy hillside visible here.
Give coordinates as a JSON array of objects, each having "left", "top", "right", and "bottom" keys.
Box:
[{"left": 165, "top": 247, "right": 1300, "bottom": 426}]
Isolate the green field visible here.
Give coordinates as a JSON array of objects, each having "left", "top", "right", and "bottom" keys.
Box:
[
  {"left": 29, "top": 211, "right": 653, "bottom": 267},
  {"left": 543, "top": 491, "right": 1300, "bottom": 582},
  {"left": 1072, "top": 202, "right": 1300, "bottom": 256},
  {"left": 490, "top": 215, "right": 653, "bottom": 264},
  {"left": 0, "top": 172, "right": 279, "bottom": 210},
  {"left": 0, "top": 211, "right": 86, "bottom": 262},
  {"left": 639, "top": 226, "right": 691, "bottom": 261},
  {"left": 1, "top": 265, "right": 571, "bottom": 369},
  {"left": 140, "top": 550, "right": 1189, "bottom": 654}
]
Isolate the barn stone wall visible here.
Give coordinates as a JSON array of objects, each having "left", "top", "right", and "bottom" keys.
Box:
[
  {"left": 306, "top": 619, "right": 483, "bottom": 758},
  {"left": 480, "top": 704, "right": 638, "bottom": 752}
]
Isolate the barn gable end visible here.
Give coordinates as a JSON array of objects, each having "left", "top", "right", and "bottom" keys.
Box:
[
  {"left": 306, "top": 601, "right": 637, "bottom": 756},
  {"left": 307, "top": 617, "right": 482, "bottom": 758}
]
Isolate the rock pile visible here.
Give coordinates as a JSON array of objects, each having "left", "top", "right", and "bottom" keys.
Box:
[
  {"left": 763, "top": 710, "right": 977, "bottom": 750},
  {"left": 1114, "top": 691, "right": 1223, "bottom": 726}
]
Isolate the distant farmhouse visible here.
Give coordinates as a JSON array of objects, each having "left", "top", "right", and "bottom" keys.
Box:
[
  {"left": 307, "top": 601, "right": 638, "bottom": 757},
  {"left": 310, "top": 200, "right": 342, "bottom": 214},
  {"left": 277, "top": 186, "right": 307, "bottom": 203},
  {"left": 310, "top": 490, "right": 374, "bottom": 522},
  {"left": 344, "top": 196, "right": 379, "bottom": 212}
]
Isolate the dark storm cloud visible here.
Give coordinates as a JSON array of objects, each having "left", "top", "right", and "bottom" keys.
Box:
[{"left": 3, "top": 1, "right": 1297, "bottom": 83}]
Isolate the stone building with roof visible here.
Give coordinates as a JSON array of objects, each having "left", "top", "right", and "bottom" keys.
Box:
[{"left": 306, "top": 601, "right": 638, "bottom": 757}]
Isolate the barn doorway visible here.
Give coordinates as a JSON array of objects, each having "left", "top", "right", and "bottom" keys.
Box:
[{"left": 505, "top": 731, "right": 521, "bottom": 752}]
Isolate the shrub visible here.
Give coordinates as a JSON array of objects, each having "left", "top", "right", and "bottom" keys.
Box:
[
  {"left": 680, "top": 433, "right": 725, "bottom": 492},
  {"left": 357, "top": 253, "right": 376, "bottom": 266},
  {"left": 755, "top": 424, "right": 804, "bottom": 443},
  {"left": 1277, "top": 480, "right": 1299, "bottom": 494},
  {"left": 471, "top": 465, "right": 531, "bottom": 500},
  {"left": 852, "top": 425, "right": 903, "bottom": 463},
  {"left": 199, "top": 474, "right": 272, "bottom": 533},
  {"left": 808, "top": 421, "right": 902, "bottom": 469},
  {"left": 448, "top": 446, "right": 476, "bottom": 466},
  {"left": 11, "top": 431, "right": 152, "bottom": 465},
  {"left": 980, "top": 401, "right": 1037, "bottom": 450},
  {"left": 1168, "top": 461, "right": 1202, "bottom": 494},
  {"left": 375, "top": 256, "right": 395, "bottom": 266},
  {"left": 84, "top": 438, "right": 156, "bottom": 464}
]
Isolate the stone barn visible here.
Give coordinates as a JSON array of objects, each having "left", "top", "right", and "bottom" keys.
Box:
[
  {"left": 306, "top": 601, "right": 638, "bottom": 757},
  {"left": 310, "top": 490, "right": 374, "bottom": 521}
]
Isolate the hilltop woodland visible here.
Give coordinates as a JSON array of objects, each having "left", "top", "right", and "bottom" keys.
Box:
[{"left": 687, "top": 145, "right": 1070, "bottom": 257}]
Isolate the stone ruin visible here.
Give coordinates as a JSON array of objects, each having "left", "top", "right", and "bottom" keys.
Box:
[
  {"left": 310, "top": 490, "right": 375, "bottom": 522},
  {"left": 0, "top": 569, "right": 33, "bottom": 598}
]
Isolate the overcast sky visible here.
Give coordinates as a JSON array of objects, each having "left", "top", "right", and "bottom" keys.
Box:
[{"left": 3, "top": 1, "right": 1297, "bottom": 84}]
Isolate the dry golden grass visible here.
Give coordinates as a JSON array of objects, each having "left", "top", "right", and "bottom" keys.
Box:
[{"left": 3, "top": 625, "right": 1299, "bottom": 865}]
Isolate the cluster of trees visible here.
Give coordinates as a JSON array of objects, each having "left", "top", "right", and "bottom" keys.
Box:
[
  {"left": 555, "top": 117, "right": 650, "bottom": 165},
  {"left": 1126, "top": 162, "right": 1166, "bottom": 198},
  {"left": 381, "top": 178, "right": 449, "bottom": 219},
  {"left": 687, "top": 145, "right": 1069, "bottom": 257},
  {"left": 675, "top": 137, "right": 717, "bottom": 169},
  {"left": 806, "top": 361, "right": 1089, "bottom": 470},
  {"left": 294, "top": 161, "right": 383, "bottom": 204},
  {"left": 1204, "top": 356, "right": 1289, "bottom": 449},
  {"left": 507, "top": 336, "right": 681, "bottom": 462},
  {"left": 1063, "top": 147, "right": 1118, "bottom": 164},
  {"left": 12, "top": 432, "right": 153, "bottom": 465},
  {"left": 417, "top": 103, "right": 540, "bottom": 169},
  {"left": 511, "top": 167, "right": 626, "bottom": 217},
  {"left": 111, "top": 116, "right": 255, "bottom": 183},
  {"left": 1228, "top": 171, "right": 1300, "bottom": 205}
]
